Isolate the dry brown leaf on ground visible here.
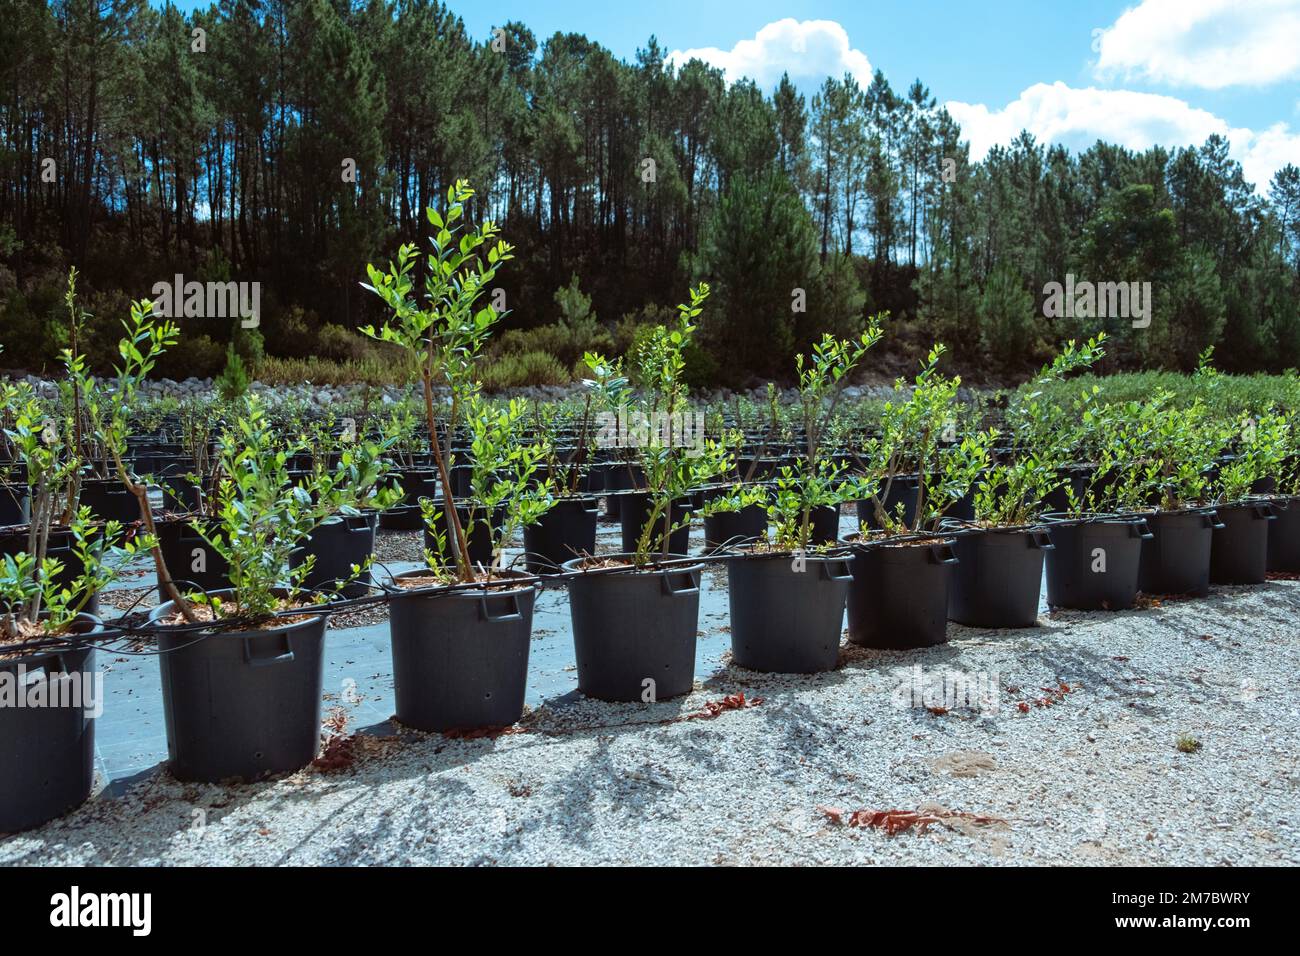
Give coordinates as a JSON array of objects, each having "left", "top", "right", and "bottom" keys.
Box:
[{"left": 817, "top": 804, "right": 1009, "bottom": 836}]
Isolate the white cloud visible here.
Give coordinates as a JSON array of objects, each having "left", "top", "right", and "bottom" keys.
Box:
[
  {"left": 947, "top": 82, "right": 1300, "bottom": 189},
  {"left": 666, "top": 18, "right": 872, "bottom": 91},
  {"left": 1094, "top": 0, "right": 1300, "bottom": 89}
]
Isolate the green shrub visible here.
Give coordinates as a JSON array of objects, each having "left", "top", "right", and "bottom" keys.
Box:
[
  {"left": 156, "top": 333, "right": 226, "bottom": 379},
  {"left": 215, "top": 343, "right": 250, "bottom": 401},
  {"left": 611, "top": 303, "right": 675, "bottom": 356},
  {"left": 979, "top": 263, "right": 1038, "bottom": 369},
  {"left": 316, "top": 323, "right": 367, "bottom": 363},
  {"left": 232, "top": 326, "right": 265, "bottom": 372},
  {"left": 264, "top": 305, "right": 317, "bottom": 359},
  {"left": 1016, "top": 369, "right": 1300, "bottom": 418},
  {"left": 479, "top": 350, "right": 570, "bottom": 390},
  {"left": 256, "top": 351, "right": 416, "bottom": 386}
]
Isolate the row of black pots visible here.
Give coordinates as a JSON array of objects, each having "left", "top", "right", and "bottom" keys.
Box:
[
  {"left": 883, "top": 499, "right": 1287, "bottom": 647},
  {"left": 9, "top": 493, "right": 1296, "bottom": 830},
  {"left": 156, "top": 511, "right": 381, "bottom": 598}
]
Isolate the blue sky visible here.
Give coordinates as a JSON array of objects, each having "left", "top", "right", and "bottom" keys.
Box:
[{"left": 155, "top": 0, "right": 1300, "bottom": 189}]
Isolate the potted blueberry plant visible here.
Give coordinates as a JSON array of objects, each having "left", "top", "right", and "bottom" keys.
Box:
[
  {"left": 564, "top": 286, "right": 736, "bottom": 701},
  {"left": 363, "top": 180, "right": 553, "bottom": 732},
  {"left": 722, "top": 328, "right": 883, "bottom": 674}
]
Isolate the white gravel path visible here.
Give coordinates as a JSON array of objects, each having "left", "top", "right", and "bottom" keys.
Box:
[{"left": 4, "top": 579, "right": 1299, "bottom": 866}]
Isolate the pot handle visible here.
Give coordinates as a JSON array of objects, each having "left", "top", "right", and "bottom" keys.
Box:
[
  {"left": 1253, "top": 502, "right": 1277, "bottom": 521},
  {"left": 1203, "top": 510, "right": 1226, "bottom": 530},
  {"left": 479, "top": 592, "right": 523, "bottom": 623},
  {"left": 1029, "top": 529, "right": 1055, "bottom": 551},
  {"left": 1128, "top": 518, "right": 1154, "bottom": 540},
  {"left": 660, "top": 570, "right": 701, "bottom": 597},
  {"left": 928, "top": 543, "right": 959, "bottom": 565},
  {"left": 818, "top": 559, "right": 853, "bottom": 581},
  {"left": 344, "top": 514, "right": 374, "bottom": 533},
  {"left": 243, "top": 633, "right": 295, "bottom": 668}
]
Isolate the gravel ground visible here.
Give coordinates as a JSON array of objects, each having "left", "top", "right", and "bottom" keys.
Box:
[{"left": 4, "top": 574, "right": 1298, "bottom": 866}]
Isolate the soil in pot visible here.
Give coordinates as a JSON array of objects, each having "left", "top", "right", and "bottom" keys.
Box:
[
  {"left": 1210, "top": 500, "right": 1275, "bottom": 585},
  {"left": 727, "top": 551, "right": 850, "bottom": 673},
  {"left": 847, "top": 538, "right": 955, "bottom": 649},
  {"left": 946, "top": 524, "right": 1051, "bottom": 627},
  {"left": 523, "top": 497, "right": 599, "bottom": 574},
  {"left": 1137, "top": 508, "right": 1220, "bottom": 597},
  {"left": 388, "top": 570, "right": 536, "bottom": 732},
  {"left": 563, "top": 554, "right": 702, "bottom": 702},
  {"left": 0, "top": 617, "right": 100, "bottom": 832},
  {"left": 149, "top": 595, "right": 327, "bottom": 782}
]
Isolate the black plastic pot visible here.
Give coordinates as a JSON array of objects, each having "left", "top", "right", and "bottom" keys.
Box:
[
  {"left": 0, "top": 617, "right": 100, "bottom": 833},
  {"left": 0, "top": 483, "right": 30, "bottom": 526},
  {"left": 149, "top": 595, "right": 327, "bottom": 782},
  {"left": 422, "top": 502, "right": 505, "bottom": 569},
  {"left": 847, "top": 539, "right": 956, "bottom": 649},
  {"left": 620, "top": 493, "right": 692, "bottom": 556},
  {"left": 156, "top": 518, "right": 232, "bottom": 593},
  {"left": 945, "top": 525, "right": 1052, "bottom": 627},
  {"left": 1267, "top": 495, "right": 1300, "bottom": 572},
  {"left": 378, "top": 468, "right": 439, "bottom": 530},
  {"left": 727, "top": 552, "right": 850, "bottom": 673},
  {"left": 523, "top": 497, "right": 600, "bottom": 574},
  {"left": 1044, "top": 514, "right": 1150, "bottom": 610},
  {"left": 810, "top": 504, "right": 840, "bottom": 544},
  {"left": 294, "top": 511, "right": 378, "bottom": 597},
  {"left": 602, "top": 463, "right": 642, "bottom": 520},
  {"left": 703, "top": 503, "right": 768, "bottom": 552},
  {"left": 0, "top": 529, "right": 99, "bottom": 616},
  {"left": 856, "top": 477, "right": 918, "bottom": 530},
  {"left": 79, "top": 478, "right": 144, "bottom": 523},
  {"left": 1040, "top": 466, "right": 1091, "bottom": 514},
  {"left": 1210, "top": 500, "right": 1276, "bottom": 585},
  {"left": 942, "top": 489, "right": 976, "bottom": 523},
  {"left": 157, "top": 460, "right": 207, "bottom": 512},
  {"left": 563, "top": 555, "right": 702, "bottom": 702},
  {"left": 387, "top": 570, "right": 536, "bottom": 731},
  {"left": 1138, "top": 508, "right": 1221, "bottom": 596}
]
